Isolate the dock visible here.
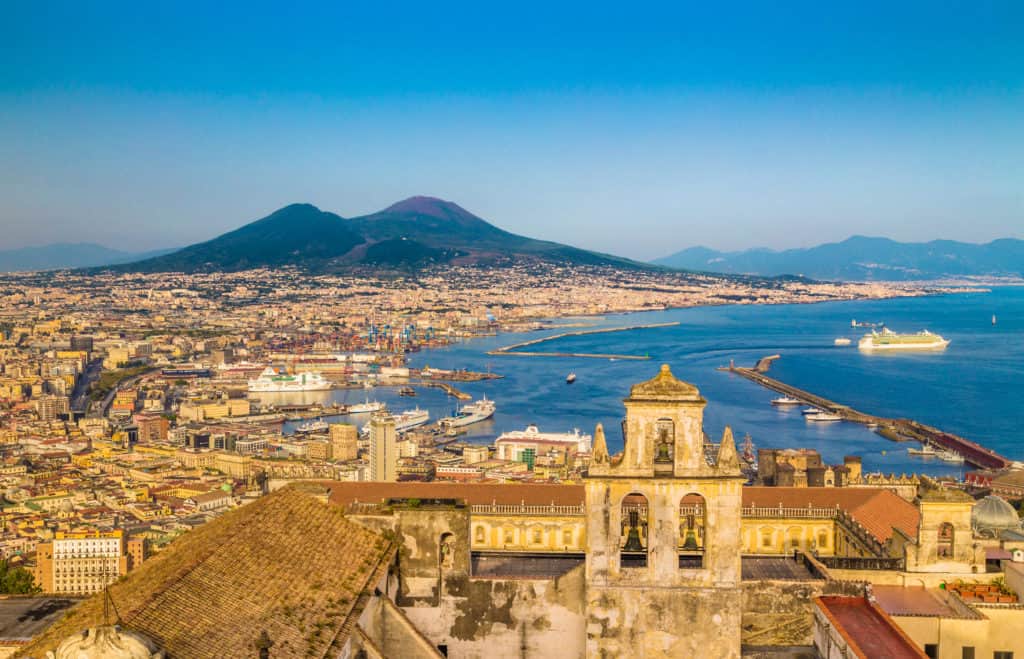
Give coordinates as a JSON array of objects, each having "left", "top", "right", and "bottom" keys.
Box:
[
  {"left": 488, "top": 321, "right": 679, "bottom": 360},
  {"left": 721, "top": 357, "right": 1011, "bottom": 470}
]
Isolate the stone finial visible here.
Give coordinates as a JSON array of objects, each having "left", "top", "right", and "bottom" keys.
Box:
[
  {"left": 627, "top": 364, "right": 702, "bottom": 402},
  {"left": 592, "top": 423, "right": 609, "bottom": 464},
  {"left": 716, "top": 426, "right": 740, "bottom": 473}
]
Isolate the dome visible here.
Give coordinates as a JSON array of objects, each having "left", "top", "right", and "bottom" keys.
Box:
[{"left": 972, "top": 495, "right": 1021, "bottom": 534}]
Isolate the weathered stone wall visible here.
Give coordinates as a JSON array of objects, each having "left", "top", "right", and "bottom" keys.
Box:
[
  {"left": 587, "top": 584, "right": 743, "bottom": 658},
  {"left": 741, "top": 579, "right": 867, "bottom": 648},
  {"left": 402, "top": 565, "right": 587, "bottom": 659}
]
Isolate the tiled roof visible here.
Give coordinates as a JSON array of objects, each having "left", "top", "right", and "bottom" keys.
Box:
[
  {"left": 18, "top": 487, "right": 394, "bottom": 659},
  {"left": 325, "top": 481, "right": 586, "bottom": 507},
  {"left": 744, "top": 487, "right": 920, "bottom": 542},
  {"left": 872, "top": 586, "right": 974, "bottom": 619},
  {"left": 816, "top": 596, "right": 926, "bottom": 658}
]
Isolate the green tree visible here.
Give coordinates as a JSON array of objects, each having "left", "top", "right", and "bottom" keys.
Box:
[{"left": 0, "top": 559, "right": 41, "bottom": 594}]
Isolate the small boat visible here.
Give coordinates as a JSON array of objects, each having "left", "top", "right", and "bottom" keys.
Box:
[
  {"left": 936, "top": 450, "right": 965, "bottom": 463},
  {"left": 992, "top": 314, "right": 997, "bottom": 325},
  {"left": 399, "top": 386, "right": 416, "bottom": 397},
  {"left": 805, "top": 412, "right": 842, "bottom": 422},
  {"left": 834, "top": 338, "right": 851, "bottom": 346},
  {"left": 907, "top": 444, "right": 937, "bottom": 456},
  {"left": 802, "top": 407, "right": 824, "bottom": 415},
  {"left": 566, "top": 373, "right": 577, "bottom": 384},
  {"left": 771, "top": 396, "right": 801, "bottom": 406}
]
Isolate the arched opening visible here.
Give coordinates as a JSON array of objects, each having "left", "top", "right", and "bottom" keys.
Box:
[
  {"left": 679, "top": 493, "right": 706, "bottom": 568},
  {"left": 439, "top": 532, "right": 455, "bottom": 570},
  {"left": 653, "top": 418, "right": 675, "bottom": 474},
  {"left": 937, "top": 522, "right": 954, "bottom": 558},
  {"left": 620, "top": 493, "right": 650, "bottom": 568}
]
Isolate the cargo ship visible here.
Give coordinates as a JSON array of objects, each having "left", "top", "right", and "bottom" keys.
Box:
[
  {"left": 857, "top": 328, "right": 950, "bottom": 351},
  {"left": 248, "top": 367, "right": 332, "bottom": 392}
]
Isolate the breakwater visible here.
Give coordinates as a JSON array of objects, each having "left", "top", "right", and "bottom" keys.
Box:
[
  {"left": 723, "top": 357, "right": 1011, "bottom": 470},
  {"left": 488, "top": 322, "right": 680, "bottom": 360}
]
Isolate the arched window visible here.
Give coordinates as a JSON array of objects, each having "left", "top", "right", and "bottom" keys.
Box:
[
  {"left": 439, "top": 532, "right": 455, "bottom": 570},
  {"left": 937, "top": 522, "right": 954, "bottom": 558},
  {"left": 620, "top": 493, "right": 649, "bottom": 568},
  {"left": 679, "top": 493, "right": 706, "bottom": 568}
]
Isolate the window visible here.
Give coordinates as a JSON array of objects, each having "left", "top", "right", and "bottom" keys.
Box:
[
  {"left": 937, "top": 522, "right": 954, "bottom": 558},
  {"left": 924, "top": 644, "right": 937, "bottom": 659},
  {"left": 563, "top": 529, "right": 573, "bottom": 546},
  {"left": 531, "top": 529, "right": 542, "bottom": 544},
  {"left": 993, "top": 652, "right": 1013, "bottom": 659},
  {"left": 474, "top": 526, "right": 485, "bottom": 544},
  {"left": 961, "top": 647, "right": 974, "bottom": 659},
  {"left": 762, "top": 533, "right": 773, "bottom": 548}
]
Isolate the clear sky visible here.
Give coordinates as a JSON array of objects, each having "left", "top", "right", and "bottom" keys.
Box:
[{"left": 1, "top": 2, "right": 1022, "bottom": 259}]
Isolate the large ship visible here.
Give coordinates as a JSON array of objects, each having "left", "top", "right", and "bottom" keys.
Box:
[
  {"left": 857, "top": 327, "right": 950, "bottom": 351},
  {"left": 361, "top": 407, "right": 430, "bottom": 435},
  {"left": 347, "top": 399, "right": 385, "bottom": 414},
  {"left": 248, "top": 366, "right": 332, "bottom": 392},
  {"left": 439, "top": 397, "right": 496, "bottom": 429},
  {"left": 494, "top": 425, "right": 593, "bottom": 458}
]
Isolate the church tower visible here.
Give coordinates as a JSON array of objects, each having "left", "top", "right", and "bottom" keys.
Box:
[{"left": 585, "top": 364, "right": 743, "bottom": 658}]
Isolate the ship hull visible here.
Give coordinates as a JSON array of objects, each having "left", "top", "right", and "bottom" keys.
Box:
[{"left": 858, "top": 339, "right": 950, "bottom": 351}]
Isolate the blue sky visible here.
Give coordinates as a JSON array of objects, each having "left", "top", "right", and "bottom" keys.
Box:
[{"left": 1, "top": 2, "right": 1022, "bottom": 258}]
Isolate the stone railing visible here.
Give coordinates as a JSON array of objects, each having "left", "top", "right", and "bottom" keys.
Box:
[
  {"left": 470, "top": 503, "right": 586, "bottom": 516},
  {"left": 742, "top": 504, "right": 838, "bottom": 519},
  {"left": 818, "top": 556, "right": 904, "bottom": 571}
]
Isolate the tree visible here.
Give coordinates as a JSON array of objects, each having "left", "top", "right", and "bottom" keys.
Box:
[{"left": 0, "top": 559, "right": 41, "bottom": 594}]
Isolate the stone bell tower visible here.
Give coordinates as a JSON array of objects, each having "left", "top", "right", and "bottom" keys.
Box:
[{"left": 585, "top": 364, "right": 743, "bottom": 658}]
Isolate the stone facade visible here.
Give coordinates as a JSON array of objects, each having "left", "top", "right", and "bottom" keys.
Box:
[{"left": 584, "top": 365, "right": 745, "bottom": 658}]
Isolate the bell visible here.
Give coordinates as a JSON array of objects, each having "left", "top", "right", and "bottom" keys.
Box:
[
  {"left": 682, "top": 529, "right": 699, "bottom": 551},
  {"left": 623, "top": 510, "right": 645, "bottom": 552}
]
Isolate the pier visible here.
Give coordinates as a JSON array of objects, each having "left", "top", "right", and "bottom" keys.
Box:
[
  {"left": 488, "top": 321, "right": 680, "bottom": 360},
  {"left": 721, "top": 357, "right": 1011, "bottom": 470}
]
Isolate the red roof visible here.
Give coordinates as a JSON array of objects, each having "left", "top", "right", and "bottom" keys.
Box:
[
  {"left": 743, "top": 487, "right": 920, "bottom": 542},
  {"left": 816, "top": 596, "right": 926, "bottom": 658},
  {"left": 324, "top": 481, "right": 585, "bottom": 507}
]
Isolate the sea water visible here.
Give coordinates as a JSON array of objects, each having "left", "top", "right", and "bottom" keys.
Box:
[{"left": 390, "top": 286, "right": 1024, "bottom": 478}]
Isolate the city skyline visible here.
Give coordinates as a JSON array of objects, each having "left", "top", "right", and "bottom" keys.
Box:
[{"left": 2, "top": 3, "right": 1022, "bottom": 258}]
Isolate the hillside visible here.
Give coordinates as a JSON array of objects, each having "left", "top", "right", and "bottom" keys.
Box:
[
  {"left": 115, "top": 196, "right": 646, "bottom": 273},
  {"left": 0, "top": 242, "right": 174, "bottom": 272},
  {"left": 654, "top": 236, "right": 1024, "bottom": 281}
]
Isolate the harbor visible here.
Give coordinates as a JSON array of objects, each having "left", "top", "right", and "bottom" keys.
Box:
[{"left": 722, "top": 356, "right": 1012, "bottom": 470}]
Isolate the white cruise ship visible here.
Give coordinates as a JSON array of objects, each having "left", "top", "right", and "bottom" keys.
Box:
[
  {"left": 439, "top": 397, "right": 496, "bottom": 429},
  {"left": 494, "top": 425, "right": 593, "bottom": 460},
  {"left": 858, "top": 328, "right": 950, "bottom": 351},
  {"left": 248, "top": 367, "right": 332, "bottom": 392},
  {"left": 361, "top": 407, "right": 430, "bottom": 435},
  {"left": 347, "top": 399, "right": 385, "bottom": 414}
]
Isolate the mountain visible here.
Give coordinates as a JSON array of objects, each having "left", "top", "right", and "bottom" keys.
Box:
[
  {"left": 654, "top": 236, "right": 1024, "bottom": 281},
  {"left": 122, "top": 203, "right": 364, "bottom": 272},
  {"left": 0, "top": 242, "right": 175, "bottom": 273},
  {"left": 116, "top": 196, "right": 646, "bottom": 273}
]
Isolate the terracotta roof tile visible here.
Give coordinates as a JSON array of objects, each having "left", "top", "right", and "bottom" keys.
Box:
[{"left": 743, "top": 487, "right": 920, "bottom": 543}]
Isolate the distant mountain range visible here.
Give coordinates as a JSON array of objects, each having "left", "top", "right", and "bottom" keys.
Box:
[
  {"left": 111, "top": 196, "right": 644, "bottom": 273},
  {"left": 0, "top": 243, "right": 175, "bottom": 273},
  {"left": 654, "top": 236, "right": 1024, "bottom": 281}
]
